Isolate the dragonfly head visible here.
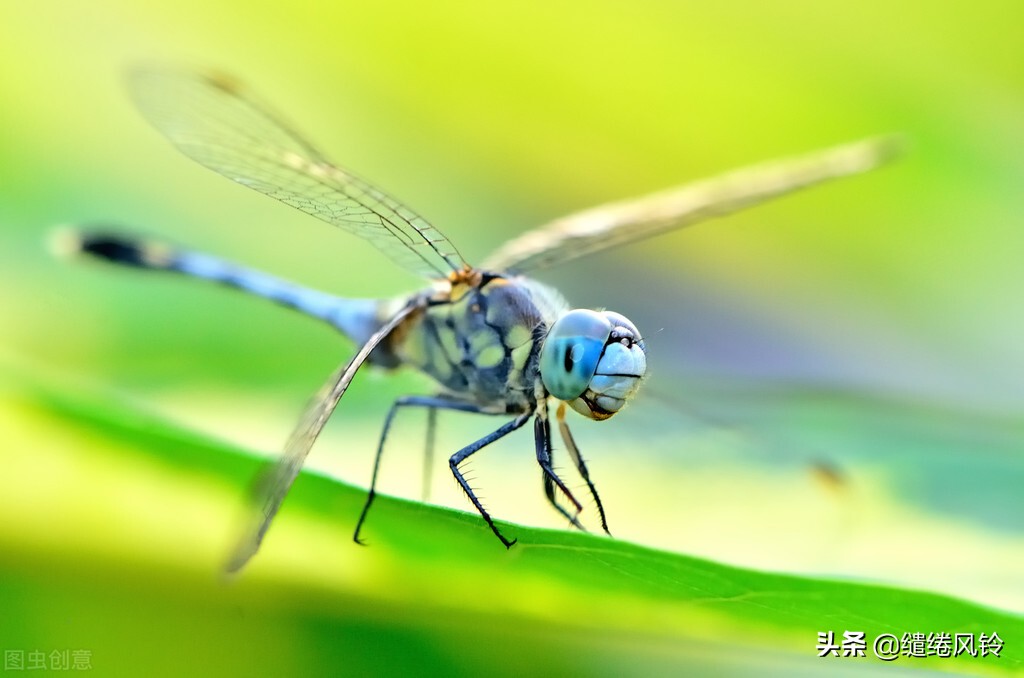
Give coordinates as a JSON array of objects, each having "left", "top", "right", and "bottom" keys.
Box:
[{"left": 539, "top": 309, "right": 647, "bottom": 421}]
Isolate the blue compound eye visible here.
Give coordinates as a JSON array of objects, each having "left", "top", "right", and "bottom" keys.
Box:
[{"left": 539, "top": 310, "right": 613, "bottom": 400}]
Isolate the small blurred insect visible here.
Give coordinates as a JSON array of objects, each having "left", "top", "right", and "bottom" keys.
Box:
[{"left": 63, "top": 68, "right": 899, "bottom": 571}]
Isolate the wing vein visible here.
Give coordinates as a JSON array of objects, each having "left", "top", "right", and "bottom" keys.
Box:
[
  {"left": 129, "top": 68, "right": 468, "bottom": 279},
  {"left": 225, "top": 300, "right": 419, "bottom": 572},
  {"left": 481, "top": 135, "right": 904, "bottom": 273}
]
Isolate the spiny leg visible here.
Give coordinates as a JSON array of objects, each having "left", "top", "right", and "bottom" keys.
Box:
[
  {"left": 355, "top": 396, "right": 487, "bottom": 545},
  {"left": 533, "top": 403, "right": 585, "bottom": 518},
  {"left": 450, "top": 413, "right": 533, "bottom": 548},
  {"left": 556, "top": 402, "right": 611, "bottom": 535},
  {"left": 537, "top": 414, "right": 587, "bottom": 532},
  {"left": 421, "top": 406, "right": 437, "bottom": 503},
  {"left": 535, "top": 410, "right": 584, "bottom": 515}
]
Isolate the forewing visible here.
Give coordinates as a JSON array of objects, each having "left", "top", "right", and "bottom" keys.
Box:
[
  {"left": 482, "top": 135, "right": 903, "bottom": 273},
  {"left": 225, "top": 302, "right": 418, "bottom": 573},
  {"left": 129, "top": 68, "right": 467, "bottom": 279}
]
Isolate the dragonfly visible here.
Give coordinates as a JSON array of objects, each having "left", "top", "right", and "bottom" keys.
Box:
[{"left": 65, "top": 68, "right": 900, "bottom": 573}]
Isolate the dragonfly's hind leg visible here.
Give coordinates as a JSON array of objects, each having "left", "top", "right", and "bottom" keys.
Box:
[
  {"left": 421, "top": 406, "right": 437, "bottom": 503},
  {"left": 354, "top": 395, "right": 486, "bottom": 545},
  {"left": 555, "top": 402, "right": 611, "bottom": 535}
]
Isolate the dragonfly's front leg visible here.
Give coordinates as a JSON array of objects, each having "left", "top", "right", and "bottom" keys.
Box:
[
  {"left": 534, "top": 403, "right": 586, "bottom": 530},
  {"left": 556, "top": 402, "right": 611, "bottom": 535},
  {"left": 449, "top": 413, "right": 533, "bottom": 548}
]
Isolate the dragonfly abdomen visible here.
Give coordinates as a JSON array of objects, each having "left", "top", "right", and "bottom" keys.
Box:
[{"left": 61, "top": 230, "right": 391, "bottom": 354}]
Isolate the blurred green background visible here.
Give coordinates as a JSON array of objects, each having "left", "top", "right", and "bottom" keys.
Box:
[{"left": 2, "top": 1, "right": 1022, "bottom": 675}]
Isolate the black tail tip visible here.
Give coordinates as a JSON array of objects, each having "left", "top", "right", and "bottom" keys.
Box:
[{"left": 49, "top": 227, "right": 154, "bottom": 268}]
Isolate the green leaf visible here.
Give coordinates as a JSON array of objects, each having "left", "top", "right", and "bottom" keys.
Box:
[{"left": 1, "top": 371, "right": 1020, "bottom": 677}]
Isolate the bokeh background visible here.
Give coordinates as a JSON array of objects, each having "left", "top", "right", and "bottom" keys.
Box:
[{"left": 2, "top": 1, "right": 1022, "bottom": 674}]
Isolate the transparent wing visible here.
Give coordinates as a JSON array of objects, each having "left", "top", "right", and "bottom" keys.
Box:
[
  {"left": 482, "top": 135, "right": 903, "bottom": 273},
  {"left": 129, "top": 68, "right": 468, "bottom": 279},
  {"left": 224, "top": 301, "right": 418, "bottom": 573}
]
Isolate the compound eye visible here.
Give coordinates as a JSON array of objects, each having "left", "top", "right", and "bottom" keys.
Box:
[{"left": 539, "top": 310, "right": 612, "bottom": 400}]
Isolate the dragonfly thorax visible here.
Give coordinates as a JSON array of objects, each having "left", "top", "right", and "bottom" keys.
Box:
[{"left": 539, "top": 309, "right": 647, "bottom": 421}]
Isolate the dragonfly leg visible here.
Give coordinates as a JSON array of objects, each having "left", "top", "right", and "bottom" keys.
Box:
[
  {"left": 542, "top": 475, "right": 587, "bottom": 532},
  {"left": 421, "top": 406, "right": 437, "bottom": 503},
  {"left": 539, "top": 411, "right": 587, "bottom": 532},
  {"left": 556, "top": 402, "right": 611, "bottom": 535},
  {"left": 449, "top": 413, "right": 533, "bottom": 548},
  {"left": 223, "top": 302, "right": 418, "bottom": 573},
  {"left": 534, "top": 409, "right": 585, "bottom": 519},
  {"left": 354, "top": 395, "right": 486, "bottom": 545}
]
